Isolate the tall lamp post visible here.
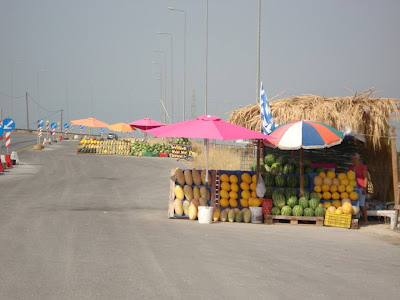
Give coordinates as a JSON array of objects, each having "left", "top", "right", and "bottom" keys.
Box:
[
  {"left": 168, "top": 6, "right": 186, "bottom": 121},
  {"left": 153, "top": 49, "right": 167, "bottom": 123},
  {"left": 157, "top": 32, "right": 173, "bottom": 123},
  {"left": 152, "top": 62, "right": 163, "bottom": 123},
  {"left": 37, "top": 69, "right": 46, "bottom": 146}
]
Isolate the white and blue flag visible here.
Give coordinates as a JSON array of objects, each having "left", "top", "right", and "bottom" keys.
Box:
[{"left": 260, "top": 82, "right": 275, "bottom": 135}]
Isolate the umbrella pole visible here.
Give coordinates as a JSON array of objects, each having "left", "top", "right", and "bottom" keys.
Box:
[
  {"left": 256, "top": 139, "right": 260, "bottom": 184},
  {"left": 300, "top": 148, "right": 304, "bottom": 197},
  {"left": 205, "top": 138, "right": 209, "bottom": 207}
]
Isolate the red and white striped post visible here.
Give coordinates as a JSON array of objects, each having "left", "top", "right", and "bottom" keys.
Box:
[
  {"left": 46, "top": 120, "right": 49, "bottom": 138},
  {"left": 5, "top": 132, "right": 11, "bottom": 154},
  {"left": 71, "top": 123, "right": 74, "bottom": 132},
  {"left": 37, "top": 120, "right": 40, "bottom": 145},
  {"left": 65, "top": 128, "right": 68, "bottom": 135},
  {"left": 52, "top": 127, "right": 55, "bottom": 138}
]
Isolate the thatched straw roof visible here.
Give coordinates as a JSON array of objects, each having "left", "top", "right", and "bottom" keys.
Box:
[
  {"left": 227, "top": 89, "right": 399, "bottom": 203},
  {"left": 227, "top": 89, "right": 399, "bottom": 150}
]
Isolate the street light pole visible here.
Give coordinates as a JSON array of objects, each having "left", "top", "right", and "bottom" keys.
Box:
[
  {"left": 256, "top": 0, "right": 261, "bottom": 104},
  {"left": 168, "top": 7, "right": 186, "bottom": 121},
  {"left": 37, "top": 69, "right": 46, "bottom": 145},
  {"left": 157, "top": 32, "right": 173, "bottom": 123},
  {"left": 153, "top": 49, "right": 167, "bottom": 123},
  {"left": 152, "top": 62, "right": 163, "bottom": 122}
]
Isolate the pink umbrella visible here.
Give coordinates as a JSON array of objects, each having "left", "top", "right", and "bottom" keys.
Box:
[
  {"left": 146, "top": 115, "right": 274, "bottom": 184},
  {"left": 128, "top": 118, "right": 166, "bottom": 130}
]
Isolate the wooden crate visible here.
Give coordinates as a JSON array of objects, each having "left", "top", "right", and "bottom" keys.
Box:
[
  {"left": 168, "top": 169, "right": 217, "bottom": 219},
  {"left": 264, "top": 215, "right": 324, "bottom": 226}
]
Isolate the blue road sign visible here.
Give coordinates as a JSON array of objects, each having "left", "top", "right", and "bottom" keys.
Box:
[
  {"left": 100, "top": 128, "right": 105, "bottom": 132},
  {"left": 79, "top": 125, "right": 84, "bottom": 129},
  {"left": 0, "top": 122, "right": 4, "bottom": 137},
  {"left": 2, "top": 118, "right": 15, "bottom": 132},
  {"left": 39, "top": 119, "right": 44, "bottom": 126},
  {"left": 64, "top": 123, "right": 69, "bottom": 129},
  {"left": 51, "top": 123, "right": 57, "bottom": 129}
]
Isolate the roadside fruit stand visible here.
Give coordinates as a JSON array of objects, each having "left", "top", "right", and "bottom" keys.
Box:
[{"left": 169, "top": 154, "right": 360, "bottom": 229}]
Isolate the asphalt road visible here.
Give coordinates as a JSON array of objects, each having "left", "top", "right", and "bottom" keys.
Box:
[
  {"left": 0, "top": 132, "right": 38, "bottom": 153},
  {"left": 1, "top": 141, "right": 400, "bottom": 299}
]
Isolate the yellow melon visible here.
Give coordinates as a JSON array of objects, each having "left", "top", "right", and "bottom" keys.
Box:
[
  {"left": 252, "top": 174, "right": 257, "bottom": 184},
  {"left": 330, "top": 185, "right": 338, "bottom": 193},
  {"left": 332, "top": 200, "right": 341, "bottom": 208},
  {"left": 345, "top": 185, "right": 354, "bottom": 193},
  {"left": 323, "top": 201, "right": 332, "bottom": 209},
  {"left": 340, "top": 192, "right": 349, "bottom": 200},
  {"left": 230, "top": 175, "right": 239, "bottom": 183},
  {"left": 231, "top": 183, "right": 239, "bottom": 193},
  {"left": 229, "top": 191, "right": 238, "bottom": 200},
  {"left": 342, "top": 202, "right": 353, "bottom": 214},
  {"left": 327, "top": 170, "right": 336, "bottom": 179},
  {"left": 335, "top": 208, "right": 343, "bottom": 215},
  {"left": 341, "top": 198, "right": 351, "bottom": 205},
  {"left": 220, "top": 173, "right": 229, "bottom": 182},
  {"left": 322, "top": 192, "right": 332, "bottom": 200},
  {"left": 327, "top": 206, "right": 336, "bottom": 213},
  {"left": 319, "top": 172, "right": 327, "bottom": 179},
  {"left": 251, "top": 191, "right": 257, "bottom": 198},
  {"left": 220, "top": 190, "right": 229, "bottom": 199},
  {"left": 332, "top": 178, "right": 340, "bottom": 186},
  {"left": 337, "top": 185, "right": 346, "bottom": 193},
  {"left": 340, "top": 178, "right": 350, "bottom": 186},
  {"left": 240, "top": 182, "right": 250, "bottom": 191},
  {"left": 337, "top": 173, "right": 347, "bottom": 181},
  {"left": 241, "top": 190, "right": 251, "bottom": 200},
  {"left": 229, "top": 199, "right": 238, "bottom": 207},
  {"left": 221, "top": 181, "right": 231, "bottom": 192},
  {"left": 322, "top": 184, "right": 331, "bottom": 193},
  {"left": 240, "top": 199, "right": 249, "bottom": 207},
  {"left": 323, "top": 177, "right": 333, "bottom": 186},
  {"left": 241, "top": 173, "right": 252, "bottom": 184},
  {"left": 314, "top": 176, "right": 323, "bottom": 186},
  {"left": 318, "top": 193, "right": 323, "bottom": 199},
  {"left": 349, "top": 192, "right": 359, "bottom": 201},
  {"left": 220, "top": 198, "right": 229, "bottom": 207},
  {"left": 352, "top": 205, "right": 359, "bottom": 216},
  {"left": 349, "top": 180, "right": 357, "bottom": 188},
  {"left": 314, "top": 185, "right": 322, "bottom": 193},
  {"left": 331, "top": 192, "right": 340, "bottom": 200},
  {"left": 347, "top": 170, "right": 356, "bottom": 181},
  {"left": 250, "top": 182, "right": 257, "bottom": 192}
]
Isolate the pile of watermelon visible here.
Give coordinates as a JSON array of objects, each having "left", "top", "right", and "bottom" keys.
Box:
[{"left": 269, "top": 189, "right": 326, "bottom": 217}]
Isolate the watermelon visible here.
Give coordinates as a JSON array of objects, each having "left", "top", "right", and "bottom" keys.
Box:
[
  {"left": 299, "top": 190, "right": 310, "bottom": 200},
  {"left": 305, "top": 167, "right": 314, "bottom": 174},
  {"left": 292, "top": 205, "right": 303, "bottom": 216},
  {"left": 264, "top": 154, "right": 275, "bottom": 166},
  {"left": 310, "top": 192, "right": 320, "bottom": 201},
  {"left": 271, "top": 207, "right": 281, "bottom": 215},
  {"left": 315, "top": 166, "right": 325, "bottom": 173},
  {"left": 260, "top": 162, "right": 267, "bottom": 173},
  {"left": 304, "top": 207, "right": 315, "bottom": 217},
  {"left": 289, "top": 159, "right": 299, "bottom": 168},
  {"left": 273, "top": 194, "right": 286, "bottom": 209},
  {"left": 315, "top": 206, "right": 326, "bottom": 217},
  {"left": 271, "top": 163, "right": 283, "bottom": 174},
  {"left": 287, "top": 176, "right": 298, "bottom": 188},
  {"left": 285, "top": 188, "right": 297, "bottom": 199},
  {"left": 276, "top": 156, "right": 288, "bottom": 166},
  {"left": 263, "top": 172, "right": 275, "bottom": 187},
  {"left": 264, "top": 164, "right": 271, "bottom": 173},
  {"left": 275, "top": 175, "right": 286, "bottom": 187},
  {"left": 299, "top": 197, "right": 309, "bottom": 209},
  {"left": 281, "top": 205, "right": 292, "bottom": 216},
  {"left": 287, "top": 196, "right": 298, "bottom": 208},
  {"left": 303, "top": 176, "right": 310, "bottom": 188},
  {"left": 309, "top": 198, "right": 320, "bottom": 210},
  {"left": 282, "top": 164, "right": 289, "bottom": 174},
  {"left": 264, "top": 186, "right": 274, "bottom": 198},
  {"left": 272, "top": 188, "right": 285, "bottom": 201}
]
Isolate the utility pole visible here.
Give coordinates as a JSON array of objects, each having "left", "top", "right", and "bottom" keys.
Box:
[
  {"left": 60, "top": 109, "right": 64, "bottom": 135},
  {"left": 26, "top": 92, "right": 29, "bottom": 129},
  {"left": 191, "top": 89, "right": 197, "bottom": 119}
]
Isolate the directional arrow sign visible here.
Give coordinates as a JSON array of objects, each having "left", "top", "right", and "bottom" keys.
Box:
[
  {"left": 64, "top": 123, "right": 69, "bottom": 129},
  {"left": 39, "top": 119, "right": 44, "bottom": 126},
  {"left": 0, "top": 122, "right": 4, "bottom": 137},
  {"left": 2, "top": 118, "right": 15, "bottom": 132},
  {"left": 79, "top": 125, "right": 84, "bottom": 129},
  {"left": 51, "top": 123, "right": 57, "bottom": 129},
  {"left": 100, "top": 128, "right": 104, "bottom": 132}
]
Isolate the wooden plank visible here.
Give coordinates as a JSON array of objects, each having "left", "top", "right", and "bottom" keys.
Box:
[
  {"left": 264, "top": 215, "right": 324, "bottom": 226},
  {"left": 266, "top": 215, "right": 324, "bottom": 221},
  {"left": 390, "top": 126, "right": 399, "bottom": 230},
  {"left": 168, "top": 169, "right": 176, "bottom": 218}
]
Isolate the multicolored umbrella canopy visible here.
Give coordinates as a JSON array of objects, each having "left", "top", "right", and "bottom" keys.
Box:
[
  {"left": 128, "top": 118, "right": 166, "bottom": 130},
  {"left": 108, "top": 123, "right": 135, "bottom": 132},
  {"left": 264, "top": 120, "right": 344, "bottom": 150},
  {"left": 71, "top": 118, "right": 109, "bottom": 128}
]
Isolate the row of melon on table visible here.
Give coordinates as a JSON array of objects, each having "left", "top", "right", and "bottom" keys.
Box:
[{"left": 174, "top": 200, "right": 252, "bottom": 223}]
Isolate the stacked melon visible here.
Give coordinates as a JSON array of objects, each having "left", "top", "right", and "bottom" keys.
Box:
[
  {"left": 219, "top": 173, "right": 240, "bottom": 208},
  {"left": 313, "top": 170, "right": 359, "bottom": 202},
  {"left": 323, "top": 197, "right": 359, "bottom": 216},
  {"left": 174, "top": 168, "right": 211, "bottom": 220},
  {"left": 216, "top": 207, "right": 253, "bottom": 223}
]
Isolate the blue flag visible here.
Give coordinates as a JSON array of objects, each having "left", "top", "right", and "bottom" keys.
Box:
[{"left": 260, "top": 82, "right": 275, "bottom": 134}]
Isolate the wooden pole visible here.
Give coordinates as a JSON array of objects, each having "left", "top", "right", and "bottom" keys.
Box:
[
  {"left": 299, "top": 148, "right": 304, "bottom": 197},
  {"left": 390, "top": 126, "right": 399, "bottom": 230}
]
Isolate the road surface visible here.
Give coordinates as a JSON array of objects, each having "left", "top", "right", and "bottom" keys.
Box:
[
  {"left": 0, "top": 141, "right": 399, "bottom": 299},
  {"left": 0, "top": 132, "right": 38, "bottom": 153}
]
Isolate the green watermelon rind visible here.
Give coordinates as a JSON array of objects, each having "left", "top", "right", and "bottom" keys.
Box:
[
  {"left": 303, "top": 207, "right": 315, "bottom": 217},
  {"left": 292, "top": 205, "right": 304, "bottom": 216},
  {"left": 281, "top": 205, "right": 292, "bottom": 216}
]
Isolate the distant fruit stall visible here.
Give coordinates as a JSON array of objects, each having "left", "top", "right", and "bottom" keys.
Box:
[{"left": 170, "top": 154, "right": 360, "bottom": 229}]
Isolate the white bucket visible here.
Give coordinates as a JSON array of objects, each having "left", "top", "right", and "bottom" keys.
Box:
[
  {"left": 249, "top": 207, "right": 263, "bottom": 224},
  {"left": 198, "top": 206, "right": 214, "bottom": 224}
]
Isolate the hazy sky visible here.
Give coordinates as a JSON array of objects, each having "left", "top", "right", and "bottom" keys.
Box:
[{"left": 0, "top": 0, "right": 399, "bottom": 137}]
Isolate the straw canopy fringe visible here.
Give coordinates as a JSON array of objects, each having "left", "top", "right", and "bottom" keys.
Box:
[{"left": 227, "top": 89, "right": 400, "bottom": 202}]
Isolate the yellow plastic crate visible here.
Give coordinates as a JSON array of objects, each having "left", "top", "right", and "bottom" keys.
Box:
[{"left": 324, "top": 211, "right": 352, "bottom": 229}]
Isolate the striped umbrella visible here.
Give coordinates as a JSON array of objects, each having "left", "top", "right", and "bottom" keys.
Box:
[{"left": 264, "top": 120, "right": 344, "bottom": 195}]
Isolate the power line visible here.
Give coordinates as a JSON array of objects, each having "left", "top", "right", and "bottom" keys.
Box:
[
  {"left": 27, "top": 93, "right": 60, "bottom": 113},
  {"left": 0, "top": 90, "right": 26, "bottom": 98}
]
